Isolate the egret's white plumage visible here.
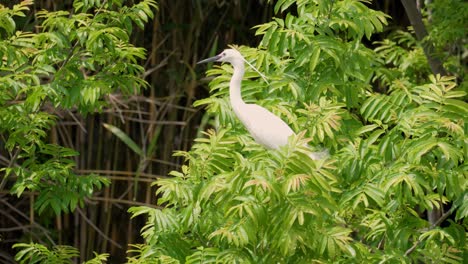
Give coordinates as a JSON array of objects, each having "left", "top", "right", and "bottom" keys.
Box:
[{"left": 198, "top": 49, "right": 326, "bottom": 159}]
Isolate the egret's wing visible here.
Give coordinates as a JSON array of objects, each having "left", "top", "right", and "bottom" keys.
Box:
[{"left": 235, "top": 104, "right": 294, "bottom": 149}]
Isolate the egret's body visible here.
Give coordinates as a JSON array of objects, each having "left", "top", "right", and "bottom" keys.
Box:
[
  {"left": 235, "top": 104, "right": 294, "bottom": 149},
  {"left": 198, "top": 49, "right": 325, "bottom": 159},
  {"left": 223, "top": 51, "right": 294, "bottom": 150}
]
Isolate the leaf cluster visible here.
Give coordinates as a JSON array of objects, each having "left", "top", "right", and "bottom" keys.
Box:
[
  {"left": 13, "top": 242, "right": 109, "bottom": 264},
  {"left": 1, "top": 0, "right": 156, "bottom": 217},
  {"left": 129, "top": 0, "right": 467, "bottom": 263},
  {"left": 129, "top": 129, "right": 345, "bottom": 263}
]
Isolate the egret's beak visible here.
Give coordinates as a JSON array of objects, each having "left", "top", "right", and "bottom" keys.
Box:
[{"left": 197, "top": 54, "right": 221, "bottom": 64}]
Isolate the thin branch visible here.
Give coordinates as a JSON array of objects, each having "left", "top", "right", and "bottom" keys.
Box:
[
  {"left": 0, "top": 198, "right": 55, "bottom": 245},
  {"left": 404, "top": 206, "right": 456, "bottom": 256},
  {"left": 0, "top": 147, "right": 21, "bottom": 192},
  {"left": 89, "top": 196, "right": 162, "bottom": 209},
  {"left": 76, "top": 207, "right": 122, "bottom": 249},
  {"left": 66, "top": 109, "right": 87, "bottom": 133},
  {"left": 431, "top": 206, "right": 455, "bottom": 229},
  {"left": 77, "top": 169, "right": 168, "bottom": 179}
]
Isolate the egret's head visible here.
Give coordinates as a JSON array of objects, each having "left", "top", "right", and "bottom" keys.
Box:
[
  {"left": 197, "top": 49, "right": 244, "bottom": 66},
  {"left": 197, "top": 48, "right": 269, "bottom": 84}
]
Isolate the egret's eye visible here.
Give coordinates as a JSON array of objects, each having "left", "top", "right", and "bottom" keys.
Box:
[{"left": 222, "top": 52, "right": 226, "bottom": 56}]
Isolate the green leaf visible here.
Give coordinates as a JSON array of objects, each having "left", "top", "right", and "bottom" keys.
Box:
[
  {"left": 309, "top": 46, "right": 321, "bottom": 73},
  {"left": 103, "top": 123, "right": 144, "bottom": 156}
]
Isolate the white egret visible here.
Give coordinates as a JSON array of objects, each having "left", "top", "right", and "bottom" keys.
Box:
[{"left": 197, "top": 49, "right": 326, "bottom": 160}]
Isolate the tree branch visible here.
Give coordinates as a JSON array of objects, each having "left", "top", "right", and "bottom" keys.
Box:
[{"left": 400, "top": 0, "right": 447, "bottom": 76}]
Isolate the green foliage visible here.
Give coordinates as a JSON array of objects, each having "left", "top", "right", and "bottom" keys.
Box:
[
  {"left": 129, "top": 129, "right": 341, "bottom": 262},
  {"left": 3, "top": 0, "right": 156, "bottom": 260},
  {"left": 9, "top": 144, "right": 111, "bottom": 215},
  {"left": 14, "top": 243, "right": 109, "bottom": 264},
  {"left": 129, "top": 0, "right": 467, "bottom": 263},
  {"left": 254, "top": 0, "right": 389, "bottom": 109},
  {"left": 1, "top": 0, "right": 156, "bottom": 216},
  {"left": 126, "top": 244, "right": 181, "bottom": 263},
  {"left": 425, "top": 0, "right": 468, "bottom": 79},
  {"left": 374, "top": 30, "right": 431, "bottom": 83}
]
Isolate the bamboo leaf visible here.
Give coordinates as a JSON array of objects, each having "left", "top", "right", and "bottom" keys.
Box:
[{"left": 103, "top": 123, "right": 144, "bottom": 157}]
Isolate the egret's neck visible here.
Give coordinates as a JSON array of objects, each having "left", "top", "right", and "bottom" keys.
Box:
[{"left": 230, "top": 61, "right": 246, "bottom": 110}]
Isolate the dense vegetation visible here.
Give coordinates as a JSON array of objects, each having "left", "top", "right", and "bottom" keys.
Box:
[{"left": 1, "top": 0, "right": 466, "bottom": 263}]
